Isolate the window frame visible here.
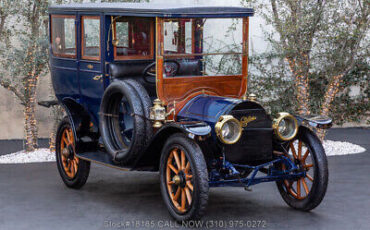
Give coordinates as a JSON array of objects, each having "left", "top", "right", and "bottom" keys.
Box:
[
  {"left": 81, "top": 15, "right": 101, "bottom": 61},
  {"left": 113, "top": 17, "right": 155, "bottom": 61},
  {"left": 50, "top": 14, "right": 77, "bottom": 59}
]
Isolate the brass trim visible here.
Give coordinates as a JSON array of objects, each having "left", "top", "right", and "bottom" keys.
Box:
[
  {"left": 240, "top": 116, "right": 256, "bottom": 127},
  {"left": 215, "top": 115, "right": 242, "bottom": 144},
  {"left": 272, "top": 112, "right": 298, "bottom": 141},
  {"left": 248, "top": 93, "right": 257, "bottom": 101},
  {"left": 87, "top": 64, "right": 94, "bottom": 69},
  {"left": 173, "top": 175, "right": 181, "bottom": 185},
  {"left": 93, "top": 74, "right": 103, "bottom": 81}
]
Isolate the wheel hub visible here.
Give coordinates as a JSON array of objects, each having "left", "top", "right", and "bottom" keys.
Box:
[
  {"left": 172, "top": 175, "right": 181, "bottom": 185},
  {"left": 62, "top": 148, "right": 70, "bottom": 158},
  {"left": 62, "top": 145, "right": 74, "bottom": 159}
]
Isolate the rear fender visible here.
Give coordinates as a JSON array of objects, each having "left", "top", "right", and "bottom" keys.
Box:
[
  {"left": 132, "top": 121, "right": 211, "bottom": 171},
  {"left": 61, "top": 98, "right": 98, "bottom": 152}
]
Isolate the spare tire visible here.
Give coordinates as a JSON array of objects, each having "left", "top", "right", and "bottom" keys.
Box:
[
  {"left": 125, "top": 79, "right": 153, "bottom": 145},
  {"left": 99, "top": 80, "right": 146, "bottom": 164}
]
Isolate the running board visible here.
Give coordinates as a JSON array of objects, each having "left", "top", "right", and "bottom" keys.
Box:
[{"left": 77, "top": 151, "right": 131, "bottom": 171}]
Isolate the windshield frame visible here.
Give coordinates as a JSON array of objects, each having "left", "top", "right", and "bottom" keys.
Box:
[{"left": 155, "top": 17, "right": 249, "bottom": 107}]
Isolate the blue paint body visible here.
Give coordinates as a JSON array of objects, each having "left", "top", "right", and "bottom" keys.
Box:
[{"left": 177, "top": 95, "right": 241, "bottom": 124}]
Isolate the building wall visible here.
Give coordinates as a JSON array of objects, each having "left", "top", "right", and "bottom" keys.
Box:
[{"left": 0, "top": 74, "right": 53, "bottom": 139}]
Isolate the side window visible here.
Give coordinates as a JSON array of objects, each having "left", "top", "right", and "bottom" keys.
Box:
[
  {"left": 82, "top": 16, "right": 100, "bottom": 60},
  {"left": 163, "top": 20, "right": 193, "bottom": 54},
  {"left": 114, "top": 17, "right": 154, "bottom": 60},
  {"left": 51, "top": 15, "right": 76, "bottom": 58}
]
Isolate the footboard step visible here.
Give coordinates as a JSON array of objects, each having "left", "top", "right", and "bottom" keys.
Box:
[{"left": 77, "top": 151, "right": 131, "bottom": 171}]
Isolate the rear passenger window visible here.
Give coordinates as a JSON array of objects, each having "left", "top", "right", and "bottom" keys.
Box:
[
  {"left": 51, "top": 15, "right": 76, "bottom": 58},
  {"left": 82, "top": 16, "right": 100, "bottom": 60},
  {"left": 114, "top": 17, "right": 154, "bottom": 60}
]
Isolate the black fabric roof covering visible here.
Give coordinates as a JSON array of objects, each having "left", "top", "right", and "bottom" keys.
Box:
[{"left": 49, "top": 3, "right": 254, "bottom": 17}]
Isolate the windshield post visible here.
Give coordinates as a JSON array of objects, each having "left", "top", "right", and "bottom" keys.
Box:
[
  {"left": 242, "top": 17, "right": 249, "bottom": 97},
  {"left": 156, "top": 17, "right": 165, "bottom": 101}
]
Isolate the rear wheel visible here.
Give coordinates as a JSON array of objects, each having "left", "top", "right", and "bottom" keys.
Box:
[
  {"left": 276, "top": 127, "right": 328, "bottom": 211},
  {"left": 56, "top": 117, "right": 90, "bottom": 189},
  {"left": 159, "top": 133, "right": 209, "bottom": 221}
]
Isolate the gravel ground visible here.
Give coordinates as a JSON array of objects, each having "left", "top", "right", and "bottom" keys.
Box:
[{"left": 0, "top": 139, "right": 365, "bottom": 164}]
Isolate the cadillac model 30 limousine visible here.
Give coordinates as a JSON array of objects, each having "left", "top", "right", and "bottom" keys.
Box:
[{"left": 49, "top": 3, "right": 331, "bottom": 220}]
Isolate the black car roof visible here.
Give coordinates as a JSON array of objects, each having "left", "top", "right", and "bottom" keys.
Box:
[{"left": 49, "top": 3, "right": 254, "bottom": 18}]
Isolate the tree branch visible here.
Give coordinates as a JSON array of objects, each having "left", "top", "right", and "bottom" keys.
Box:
[
  {"left": 0, "top": 15, "right": 6, "bottom": 38},
  {"left": 0, "top": 79, "right": 26, "bottom": 104},
  {"left": 271, "top": 0, "right": 288, "bottom": 49}
]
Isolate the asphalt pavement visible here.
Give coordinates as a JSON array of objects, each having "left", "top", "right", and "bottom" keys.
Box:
[{"left": 0, "top": 128, "right": 369, "bottom": 230}]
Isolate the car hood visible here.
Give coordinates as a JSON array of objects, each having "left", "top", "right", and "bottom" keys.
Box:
[
  {"left": 177, "top": 94, "right": 271, "bottom": 128},
  {"left": 176, "top": 95, "right": 242, "bottom": 124}
]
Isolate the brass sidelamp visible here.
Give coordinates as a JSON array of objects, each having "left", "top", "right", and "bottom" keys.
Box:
[{"left": 150, "top": 99, "right": 166, "bottom": 128}]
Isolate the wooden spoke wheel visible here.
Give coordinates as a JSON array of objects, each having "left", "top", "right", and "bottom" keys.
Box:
[
  {"left": 56, "top": 117, "right": 90, "bottom": 189},
  {"left": 60, "top": 127, "right": 79, "bottom": 179},
  {"left": 166, "top": 147, "right": 194, "bottom": 213},
  {"left": 276, "top": 127, "right": 328, "bottom": 211},
  {"left": 160, "top": 133, "right": 209, "bottom": 221},
  {"left": 281, "top": 139, "right": 314, "bottom": 200}
]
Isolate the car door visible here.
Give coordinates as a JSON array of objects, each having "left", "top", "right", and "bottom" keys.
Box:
[
  {"left": 50, "top": 14, "right": 79, "bottom": 102},
  {"left": 78, "top": 15, "right": 104, "bottom": 125}
]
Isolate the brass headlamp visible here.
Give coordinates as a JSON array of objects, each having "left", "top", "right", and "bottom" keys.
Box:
[
  {"left": 272, "top": 112, "right": 298, "bottom": 141},
  {"left": 215, "top": 115, "right": 242, "bottom": 144}
]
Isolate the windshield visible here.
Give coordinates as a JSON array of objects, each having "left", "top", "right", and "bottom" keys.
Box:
[{"left": 161, "top": 18, "right": 245, "bottom": 77}]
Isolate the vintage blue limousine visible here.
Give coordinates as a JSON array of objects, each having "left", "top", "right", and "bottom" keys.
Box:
[{"left": 48, "top": 3, "right": 331, "bottom": 220}]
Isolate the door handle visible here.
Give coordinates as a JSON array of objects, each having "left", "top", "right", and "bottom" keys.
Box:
[{"left": 93, "top": 74, "right": 103, "bottom": 81}]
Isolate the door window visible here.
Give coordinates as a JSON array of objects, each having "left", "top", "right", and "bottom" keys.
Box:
[{"left": 82, "top": 16, "right": 101, "bottom": 60}]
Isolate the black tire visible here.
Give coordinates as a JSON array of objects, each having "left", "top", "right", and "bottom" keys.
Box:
[
  {"left": 276, "top": 126, "right": 328, "bottom": 211},
  {"left": 55, "top": 117, "right": 90, "bottom": 189},
  {"left": 125, "top": 79, "right": 153, "bottom": 145},
  {"left": 159, "top": 133, "right": 209, "bottom": 221},
  {"left": 99, "top": 80, "right": 146, "bottom": 163}
]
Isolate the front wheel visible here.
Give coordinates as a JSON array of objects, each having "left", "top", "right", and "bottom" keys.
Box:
[
  {"left": 276, "top": 126, "right": 328, "bottom": 211},
  {"left": 159, "top": 133, "right": 209, "bottom": 221}
]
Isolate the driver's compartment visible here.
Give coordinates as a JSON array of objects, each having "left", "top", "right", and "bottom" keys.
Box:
[{"left": 108, "top": 17, "right": 203, "bottom": 98}]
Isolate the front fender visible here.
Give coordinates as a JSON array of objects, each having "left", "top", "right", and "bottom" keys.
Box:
[
  {"left": 169, "top": 121, "right": 212, "bottom": 137},
  {"left": 294, "top": 114, "right": 333, "bottom": 129},
  {"left": 131, "top": 121, "right": 211, "bottom": 171}
]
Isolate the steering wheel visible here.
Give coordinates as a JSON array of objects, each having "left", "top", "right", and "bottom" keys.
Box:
[{"left": 143, "top": 61, "right": 179, "bottom": 83}]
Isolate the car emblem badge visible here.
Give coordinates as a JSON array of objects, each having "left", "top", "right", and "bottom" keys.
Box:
[{"left": 240, "top": 116, "right": 257, "bottom": 127}]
